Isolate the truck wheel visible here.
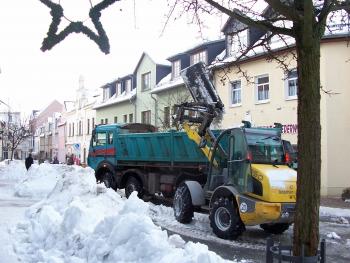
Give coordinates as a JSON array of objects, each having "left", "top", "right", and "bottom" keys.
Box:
[
  {"left": 173, "top": 184, "right": 194, "bottom": 223},
  {"left": 125, "top": 177, "right": 143, "bottom": 198},
  {"left": 99, "top": 172, "right": 116, "bottom": 190},
  {"left": 260, "top": 223, "right": 290, "bottom": 234},
  {"left": 209, "top": 197, "right": 244, "bottom": 240}
]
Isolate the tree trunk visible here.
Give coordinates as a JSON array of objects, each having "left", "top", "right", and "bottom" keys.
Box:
[{"left": 293, "top": 19, "right": 322, "bottom": 256}]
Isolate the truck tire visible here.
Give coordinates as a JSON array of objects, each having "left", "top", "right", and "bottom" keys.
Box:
[
  {"left": 98, "top": 172, "right": 116, "bottom": 190},
  {"left": 125, "top": 177, "right": 143, "bottom": 199},
  {"left": 102, "top": 172, "right": 113, "bottom": 189},
  {"left": 260, "top": 223, "right": 290, "bottom": 234},
  {"left": 173, "top": 184, "right": 194, "bottom": 223},
  {"left": 209, "top": 197, "right": 244, "bottom": 240}
]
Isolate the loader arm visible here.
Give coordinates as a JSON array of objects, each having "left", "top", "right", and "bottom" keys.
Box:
[{"left": 173, "top": 62, "right": 226, "bottom": 164}]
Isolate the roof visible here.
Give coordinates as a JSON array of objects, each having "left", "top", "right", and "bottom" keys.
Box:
[
  {"left": 151, "top": 74, "right": 184, "bottom": 94},
  {"left": 212, "top": 29, "right": 349, "bottom": 69},
  {"left": 133, "top": 52, "right": 171, "bottom": 74},
  {"left": 93, "top": 89, "right": 136, "bottom": 110},
  {"left": 167, "top": 39, "right": 225, "bottom": 60}
]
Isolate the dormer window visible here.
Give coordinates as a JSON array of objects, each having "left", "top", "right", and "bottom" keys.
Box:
[
  {"left": 227, "top": 29, "right": 248, "bottom": 56},
  {"left": 125, "top": 79, "right": 132, "bottom": 93},
  {"left": 116, "top": 82, "right": 121, "bottom": 96},
  {"left": 103, "top": 87, "right": 110, "bottom": 101},
  {"left": 172, "top": 60, "right": 181, "bottom": 79},
  {"left": 191, "top": 50, "right": 207, "bottom": 65}
]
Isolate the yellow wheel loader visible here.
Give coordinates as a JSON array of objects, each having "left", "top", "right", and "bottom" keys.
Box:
[{"left": 173, "top": 62, "right": 296, "bottom": 239}]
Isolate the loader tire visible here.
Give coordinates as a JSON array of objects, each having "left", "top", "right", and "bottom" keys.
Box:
[
  {"left": 209, "top": 197, "right": 244, "bottom": 240},
  {"left": 125, "top": 177, "right": 143, "bottom": 199},
  {"left": 173, "top": 184, "right": 194, "bottom": 224},
  {"left": 260, "top": 223, "right": 290, "bottom": 234}
]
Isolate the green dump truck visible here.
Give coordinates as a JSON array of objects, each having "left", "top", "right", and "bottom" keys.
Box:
[{"left": 87, "top": 123, "right": 212, "bottom": 198}]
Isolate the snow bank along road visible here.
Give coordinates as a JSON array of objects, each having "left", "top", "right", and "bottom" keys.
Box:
[{"left": 0, "top": 161, "right": 350, "bottom": 262}]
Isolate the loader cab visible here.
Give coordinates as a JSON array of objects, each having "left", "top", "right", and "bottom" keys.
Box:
[
  {"left": 207, "top": 128, "right": 252, "bottom": 193},
  {"left": 207, "top": 126, "right": 285, "bottom": 196}
]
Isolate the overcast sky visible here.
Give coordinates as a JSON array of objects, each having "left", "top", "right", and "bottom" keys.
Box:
[{"left": 0, "top": 0, "right": 224, "bottom": 116}]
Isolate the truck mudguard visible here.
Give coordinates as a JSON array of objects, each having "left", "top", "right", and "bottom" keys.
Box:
[{"left": 184, "top": 180, "right": 205, "bottom": 206}]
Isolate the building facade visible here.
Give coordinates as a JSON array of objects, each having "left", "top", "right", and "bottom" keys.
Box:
[
  {"left": 212, "top": 17, "right": 350, "bottom": 196},
  {"left": 152, "top": 39, "right": 226, "bottom": 130},
  {"left": 64, "top": 77, "right": 97, "bottom": 165},
  {"left": 32, "top": 100, "right": 64, "bottom": 161},
  {"left": 94, "top": 75, "right": 136, "bottom": 125}
]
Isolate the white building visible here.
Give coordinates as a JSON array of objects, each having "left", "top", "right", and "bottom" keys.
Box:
[{"left": 64, "top": 76, "right": 98, "bottom": 165}]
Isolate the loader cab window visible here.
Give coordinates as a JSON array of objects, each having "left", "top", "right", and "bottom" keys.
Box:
[
  {"left": 228, "top": 128, "right": 252, "bottom": 193},
  {"left": 207, "top": 130, "right": 229, "bottom": 191},
  {"left": 246, "top": 132, "right": 284, "bottom": 164},
  {"left": 92, "top": 132, "right": 106, "bottom": 147}
]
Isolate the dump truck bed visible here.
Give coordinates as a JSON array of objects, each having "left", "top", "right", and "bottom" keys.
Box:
[{"left": 115, "top": 130, "right": 209, "bottom": 163}]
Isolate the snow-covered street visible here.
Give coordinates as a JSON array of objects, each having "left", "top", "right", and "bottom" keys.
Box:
[{"left": 0, "top": 161, "right": 350, "bottom": 262}]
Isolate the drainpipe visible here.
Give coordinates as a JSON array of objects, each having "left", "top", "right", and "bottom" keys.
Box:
[{"left": 151, "top": 93, "right": 158, "bottom": 127}]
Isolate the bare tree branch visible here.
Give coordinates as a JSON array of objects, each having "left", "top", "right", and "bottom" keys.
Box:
[
  {"left": 204, "top": 0, "right": 295, "bottom": 36},
  {"left": 265, "top": 0, "right": 302, "bottom": 21}
]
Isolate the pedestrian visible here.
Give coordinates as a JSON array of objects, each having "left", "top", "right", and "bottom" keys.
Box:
[
  {"left": 52, "top": 156, "right": 59, "bottom": 164},
  {"left": 67, "top": 154, "right": 74, "bottom": 165},
  {"left": 25, "top": 153, "right": 34, "bottom": 170}
]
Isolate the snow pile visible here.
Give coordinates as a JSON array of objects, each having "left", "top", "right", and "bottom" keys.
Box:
[
  {"left": 326, "top": 232, "right": 341, "bottom": 239},
  {"left": 13, "top": 166, "right": 236, "bottom": 263},
  {"left": 0, "top": 160, "right": 27, "bottom": 181},
  {"left": 14, "top": 163, "right": 69, "bottom": 199},
  {"left": 320, "top": 206, "right": 350, "bottom": 219}
]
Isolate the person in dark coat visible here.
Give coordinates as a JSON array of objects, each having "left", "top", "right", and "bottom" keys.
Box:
[
  {"left": 52, "top": 156, "right": 59, "bottom": 164},
  {"left": 25, "top": 154, "right": 34, "bottom": 170}
]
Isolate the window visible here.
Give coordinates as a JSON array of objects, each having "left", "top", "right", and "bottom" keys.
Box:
[
  {"left": 79, "top": 121, "right": 82, "bottom": 135},
  {"left": 110, "top": 84, "right": 116, "bottom": 97},
  {"left": 228, "top": 30, "right": 248, "bottom": 56},
  {"left": 125, "top": 79, "right": 132, "bottom": 93},
  {"left": 117, "top": 82, "right": 122, "bottom": 95},
  {"left": 285, "top": 69, "right": 298, "bottom": 99},
  {"left": 172, "top": 60, "right": 181, "bottom": 79},
  {"left": 123, "top": 114, "right": 127, "bottom": 123},
  {"left": 72, "top": 123, "right": 75, "bottom": 136},
  {"left": 92, "top": 118, "right": 95, "bottom": 129},
  {"left": 164, "top": 106, "right": 170, "bottom": 128},
  {"left": 230, "top": 81, "right": 241, "bottom": 106},
  {"left": 108, "top": 132, "right": 113, "bottom": 145},
  {"left": 105, "top": 118, "right": 108, "bottom": 124},
  {"left": 103, "top": 87, "right": 110, "bottom": 101},
  {"left": 93, "top": 132, "right": 106, "bottom": 147},
  {"left": 129, "top": 113, "right": 133, "bottom": 123},
  {"left": 141, "top": 110, "right": 151, "bottom": 124},
  {"left": 191, "top": 50, "right": 207, "bottom": 65},
  {"left": 141, "top": 72, "right": 151, "bottom": 91},
  {"left": 114, "top": 116, "right": 118, "bottom": 123},
  {"left": 69, "top": 123, "right": 71, "bottom": 137},
  {"left": 255, "top": 75, "right": 270, "bottom": 102},
  {"left": 87, "top": 119, "right": 90, "bottom": 134}
]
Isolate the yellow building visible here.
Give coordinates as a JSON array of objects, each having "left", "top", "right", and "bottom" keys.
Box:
[{"left": 212, "top": 35, "right": 350, "bottom": 196}]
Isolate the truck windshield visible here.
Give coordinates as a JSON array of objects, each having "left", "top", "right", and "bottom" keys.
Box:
[{"left": 246, "top": 133, "right": 284, "bottom": 165}]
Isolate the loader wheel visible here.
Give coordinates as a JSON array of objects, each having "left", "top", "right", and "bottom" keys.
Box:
[
  {"left": 173, "top": 184, "right": 194, "bottom": 224},
  {"left": 125, "top": 177, "right": 143, "bottom": 199},
  {"left": 260, "top": 223, "right": 290, "bottom": 234},
  {"left": 209, "top": 197, "right": 244, "bottom": 240}
]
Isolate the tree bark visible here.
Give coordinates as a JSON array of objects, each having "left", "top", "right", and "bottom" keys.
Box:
[{"left": 293, "top": 13, "right": 322, "bottom": 256}]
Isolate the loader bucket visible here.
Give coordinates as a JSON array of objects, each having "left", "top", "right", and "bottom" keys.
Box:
[{"left": 180, "top": 62, "right": 224, "bottom": 113}]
